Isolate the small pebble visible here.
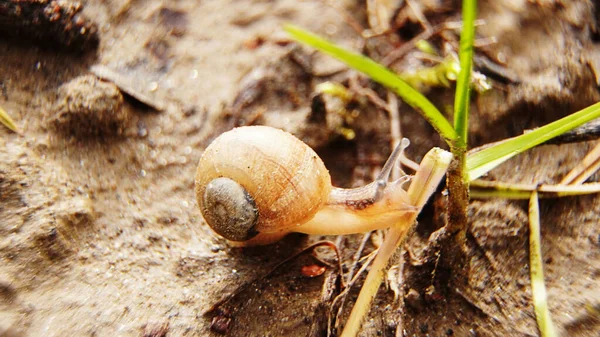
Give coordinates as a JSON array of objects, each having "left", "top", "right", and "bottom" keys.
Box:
[{"left": 47, "top": 75, "right": 129, "bottom": 137}]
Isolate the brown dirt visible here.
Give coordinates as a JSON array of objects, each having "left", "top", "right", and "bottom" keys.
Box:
[{"left": 1, "top": 0, "right": 599, "bottom": 336}]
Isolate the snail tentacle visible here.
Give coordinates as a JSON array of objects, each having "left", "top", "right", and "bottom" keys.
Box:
[
  {"left": 372, "top": 137, "right": 411, "bottom": 202},
  {"left": 377, "top": 138, "right": 410, "bottom": 182}
]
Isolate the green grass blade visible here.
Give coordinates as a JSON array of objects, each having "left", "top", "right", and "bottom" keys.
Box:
[
  {"left": 453, "top": 0, "right": 477, "bottom": 146},
  {"left": 0, "top": 105, "right": 19, "bottom": 133},
  {"left": 285, "top": 24, "right": 458, "bottom": 143},
  {"left": 528, "top": 191, "right": 558, "bottom": 337},
  {"left": 467, "top": 102, "right": 600, "bottom": 180}
]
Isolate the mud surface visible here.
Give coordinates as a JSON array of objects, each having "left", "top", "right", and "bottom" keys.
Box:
[{"left": 1, "top": 1, "right": 599, "bottom": 336}]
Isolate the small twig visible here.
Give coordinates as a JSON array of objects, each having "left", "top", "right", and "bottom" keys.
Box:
[
  {"left": 329, "top": 249, "right": 378, "bottom": 336},
  {"left": 393, "top": 278, "right": 405, "bottom": 337},
  {"left": 559, "top": 142, "right": 600, "bottom": 185},
  {"left": 330, "top": 232, "right": 373, "bottom": 332},
  {"left": 348, "top": 76, "right": 389, "bottom": 111},
  {"left": 310, "top": 268, "right": 341, "bottom": 337},
  {"left": 347, "top": 233, "right": 373, "bottom": 285},
  {"left": 387, "top": 91, "right": 402, "bottom": 151},
  {"left": 473, "top": 36, "right": 497, "bottom": 48},
  {"left": 240, "top": 107, "right": 267, "bottom": 127},
  {"left": 382, "top": 19, "right": 486, "bottom": 67},
  {"left": 386, "top": 90, "right": 419, "bottom": 172},
  {"left": 321, "top": 0, "right": 367, "bottom": 36},
  {"left": 387, "top": 251, "right": 405, "bottom": 337},
  {"left": 470, "top": 180, "right": 600, "bottom": 199},
  {"left": 382, "top": 23, "right": 446, "bottom": 67},
  {"left": 406, "top": 0, "right": 433, "bottom": 33},
  {"left": 473, "top": 55, "right": 521, "bottom": 84},
  {"left": 386, "top": 91, "right": 406, "bottom": 180}
]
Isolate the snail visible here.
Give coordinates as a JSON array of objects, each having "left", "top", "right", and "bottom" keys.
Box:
[{"left": 195, "top": 125, "right": 425, "bottom": 245}]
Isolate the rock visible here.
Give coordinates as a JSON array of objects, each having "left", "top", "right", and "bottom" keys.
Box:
[{"left": 47, "top": 75, "right": 129, "bottom": 137}]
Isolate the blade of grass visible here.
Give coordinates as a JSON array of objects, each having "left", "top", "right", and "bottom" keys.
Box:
[
  {"left": 285, "top": 24, "right": 458, "bottom": 144},
  {"left": 528, "top": 191, "right": 558, "bottom": 337},
  {"left": 453, "top": 0, "right": 476, "bottom": 145},
  {"left": 467, "top": 103, "right": 600, "bottom": 180},
  {"left": 0, "top": 105, "right": 19, "bottom": 133}
]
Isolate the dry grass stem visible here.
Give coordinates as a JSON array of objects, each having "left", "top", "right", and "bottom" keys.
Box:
[
  {"left": 559, "top": 142, "right": 600, "bottom": 185},
  {"left": 528, "top": 191, "right": 558, "bottom": 337}
]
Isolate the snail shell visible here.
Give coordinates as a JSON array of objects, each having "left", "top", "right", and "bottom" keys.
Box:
[{"left": 195, "top": 126, "right": 331, "bottom": 241}]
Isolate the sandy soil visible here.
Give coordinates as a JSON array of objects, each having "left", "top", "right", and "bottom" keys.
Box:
[{"left": 1, "top": 0, "right": 599, "bottom": 336}]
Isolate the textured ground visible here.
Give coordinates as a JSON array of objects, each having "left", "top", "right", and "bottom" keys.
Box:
[{"left": 1, "top": 0, "right": 599, "bottom": 336}]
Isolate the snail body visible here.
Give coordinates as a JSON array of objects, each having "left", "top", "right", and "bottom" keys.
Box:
[{"left": 195, "top": 126, "right": 415, "bottom": 245}]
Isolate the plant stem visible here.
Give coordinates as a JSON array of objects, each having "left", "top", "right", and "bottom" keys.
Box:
[
  {"left": 528, "top": 191, "right": 558, "bottom": 337},
  {"left": 444, "top": 0, "right": 476, "bottom": 268},
  {"left": 453, "top": 0, "right": 477, "bottom": 143},
  {"left": 470, "top": 180, "right": 600, "bottom": 199},
  {"left": 445, "top": 144, "right": 469, "bottom": 236},
  {"left": 341, "top": 148, "right": 452, "bottom": 337}
]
